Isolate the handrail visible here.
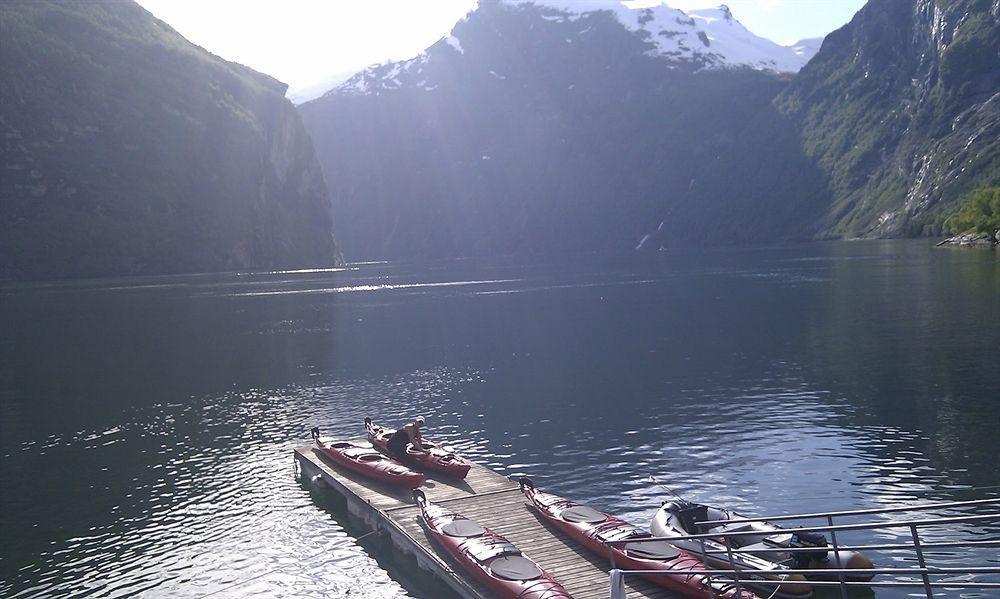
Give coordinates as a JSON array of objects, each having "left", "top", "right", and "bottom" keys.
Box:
[
  {"left": 609, "top": 570, "right": 1000, "bottom": 589},
  {"left": 610, "top": 566, "right": 1000, "bottom": 575},
  {"left": 696, "top": 497, "right": 1000, "bottom": 526},
  {"left": 605, "top": 512, "right": 1000, "bottom": 545},
  {"left": 691, "top": 538, "right": 1000, "bottom": 555},
  {"left": 607, "top": 498, "right": 999, "bottom": 599}
]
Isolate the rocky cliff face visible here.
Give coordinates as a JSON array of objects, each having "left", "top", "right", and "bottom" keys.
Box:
[
  {"left": 777, "top": 0, "right": 999, "bottom": 238},
  {"left": 0, "top": 0, "right": 337, "bottom": 280}
]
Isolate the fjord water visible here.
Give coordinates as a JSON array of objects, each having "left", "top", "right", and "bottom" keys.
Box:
[{"left": 1, "top": 240, "right": 998, "bottom": 598}]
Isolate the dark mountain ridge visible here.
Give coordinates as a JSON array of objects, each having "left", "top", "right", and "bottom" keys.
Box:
[
  {"left": 1, "top": 0, "right": 338, "bottom": 280},
  {"left": 301, "top": 0, "right": 826, "bottom": 259},
  {"left": 301, "top": 0, "right": 998, "bottom": 260}
]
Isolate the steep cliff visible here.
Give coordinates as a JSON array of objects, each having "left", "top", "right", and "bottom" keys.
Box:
[
  {"left": 777, "top": 0, "right": 1000, "bottom": 238},
  {"left": 0, "top": 0, "right": 338, "bottom": 280}
]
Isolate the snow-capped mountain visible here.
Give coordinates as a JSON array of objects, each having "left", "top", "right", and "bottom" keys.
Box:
[
  {"left": 297, "top": 0, "right": 996, "bottom": 261},
  {"left": 519, "top": 1, "right": 817, "bottom": 72},
  {"left": 300, "top": 0, "right": 822, "bottom": 259},
  {"left": 330, "top": 0, "right": 818, "bottom": 98},
  {"left": 685, "top": 5, "right": 818, "bottom": 72}
]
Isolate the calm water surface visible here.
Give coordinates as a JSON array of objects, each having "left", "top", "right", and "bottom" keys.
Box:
[{"left": 1, "top": 240, "right": 998, "bottom": 598}]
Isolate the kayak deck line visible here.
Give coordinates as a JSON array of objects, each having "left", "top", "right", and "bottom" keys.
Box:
[{"left": 294, "top": 442, "right": 679, "bottom": 598}]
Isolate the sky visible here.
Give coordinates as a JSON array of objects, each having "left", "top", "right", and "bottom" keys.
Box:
[
  {"left": 136, "top": 0, "right": 866, "bottom": 103},
  {"left": 670, "top": 0, "right": 865, "bottom": 44}
]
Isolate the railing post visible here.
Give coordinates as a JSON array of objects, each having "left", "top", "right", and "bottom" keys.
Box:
[
  {"left": 610, "top": 568, "right": 626, "bottom": 599},
  {"left": 910, "top": 524, "right": 934, "bottom": 599},
  {"left": 698, "top": 538, "right": 720, "bottom": 598},
  {"left": 827, "top": 515, "right": 848, "bottom": 599},
  {"left": 723, "top": 536, "right": 744, "bottom": 598}
]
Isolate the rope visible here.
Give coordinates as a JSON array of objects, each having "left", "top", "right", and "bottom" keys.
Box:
[
  {"left": 197, "top": 545, "right": 334, "bottom": 598},
  {"left": 762, "top": 583, "right": 782, "bottom": 599},
  {"left": 355, "top": 526, "right": 383, "bottom": 541},
  {"left": 198, "top": 566, "right": 288, "bottom": 598}
]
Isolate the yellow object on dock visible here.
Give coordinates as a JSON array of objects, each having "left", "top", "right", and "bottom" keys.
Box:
[{"left": 294, "top": 442, "right": 679, "bottom": 598}]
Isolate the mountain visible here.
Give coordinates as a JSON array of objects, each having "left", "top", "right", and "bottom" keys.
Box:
[
  {"left": 776, "top": 0, "right": 999, "bottom": 238},
  {"left": 301, "top": 0, "right": 826, "bottom": 259},
  {"left": 685, "top": 5, "right": 818, "bottom": 72},
  {"left": 0, "top": 0, "right": 338, "bottom": 280},
  {"left": 789, "top": 38, "right": 824, "bottom": 61},
  {"left": 502, "top": 1, "right": 819, "bottom": 72},
  {"left": 288, "top": 68, "right": 358, "bottom": 105}
]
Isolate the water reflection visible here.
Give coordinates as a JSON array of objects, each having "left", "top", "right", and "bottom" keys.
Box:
[{"left": 1, "top": 241, "right": 997, "bottom": 597}]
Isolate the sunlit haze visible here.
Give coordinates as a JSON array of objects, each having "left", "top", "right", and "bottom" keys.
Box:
[
  {"left": 136, "top": 0, "right": 864, "bottom": 102},
  {"left": 136, "top": 0, "right": 477, "bottom": 102}
]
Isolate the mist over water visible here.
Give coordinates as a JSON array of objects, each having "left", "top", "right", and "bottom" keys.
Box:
[{"left": 2, "top": 240, "right": 998, "bottom": 598}]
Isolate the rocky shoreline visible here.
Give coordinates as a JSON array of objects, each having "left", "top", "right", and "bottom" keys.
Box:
[{"left": 936, "top": 232, "right": 998, "bottom": 248}]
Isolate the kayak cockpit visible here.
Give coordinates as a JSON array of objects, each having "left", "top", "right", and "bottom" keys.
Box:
[
  {"left": 560, "top": 505, "right": 607, "bottom": 524},
  {"left": 489, "top": 555, "right": 542, "bottom": 581}
]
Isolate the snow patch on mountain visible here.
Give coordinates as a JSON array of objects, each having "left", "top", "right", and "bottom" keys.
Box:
[
  {"left": 516, "top": 0, "right": 816, "bottom": 72},
  {"left": 333, "top": 53, "right": 432, "bottom": 97},
  {"left": 324, "top": 0, "right": 823, "bottom": 99},
  {"left": 687, "top": 5, "right": 809, "bottom": 72},
  {"left": 789, "top": 37, "right": 823, "bottom": 60},
  {"left": 445, "top": 35, "right": 465, "bottom": 54}
]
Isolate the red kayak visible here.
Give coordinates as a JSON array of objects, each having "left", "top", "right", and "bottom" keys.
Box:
[
  {"left": 365, "top": 418, "right": 472, "bottom": 479},
  {"left": 310, "top": 427, "right": 425, "bottom": 489},
  {"left": 521, "top": 479, "right": 775, "bottom": 599},
  {"left": 414, "top": 489, "right": 571, "bottom": 599}
]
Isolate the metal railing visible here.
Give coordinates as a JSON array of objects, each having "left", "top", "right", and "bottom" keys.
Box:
[{"left": 606, "top": 498, "right": 1000, "bottom": 599}]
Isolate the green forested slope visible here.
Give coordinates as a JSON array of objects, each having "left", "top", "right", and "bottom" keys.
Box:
[
  {"left": 777, "top": 0, "right": 999, "bottom": 238},
  {"left": 1, "top": 0, "right": 337, "bottom": 280}
]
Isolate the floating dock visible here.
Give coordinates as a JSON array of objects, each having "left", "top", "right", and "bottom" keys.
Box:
[{"left": 294, "top": 442, "right": 680, "bottom": 599}]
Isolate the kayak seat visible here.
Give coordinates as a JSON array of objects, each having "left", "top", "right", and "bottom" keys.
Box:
[
  {"left": 677, "top": 504, "right": 709, "bottom": 534},
  {"left": 532, "top": 492, "right": 564, "bottom": 509},
  {"left": 341, "top": 445, "right": 379, "bottom": 457},
  {"left": 596, "top": 524, "right": 645, "bottom": 543},
  {"left": 355, "top": 453, "right": 385, "bottom": 462},
  {"left": 624, "top": 540, "right": 681, "bottom": 560},
  {"left": 561, "top": 506, "right": 607, "bottom": 524},
  {"left": 489, "top": 555, "right": 542, "bottom": 581},
  {"left": 443, "top": 519, "right": 486, "bottom": 538},
  {"left": 467, "top": 539, "right": 520, "bottom": 562}
]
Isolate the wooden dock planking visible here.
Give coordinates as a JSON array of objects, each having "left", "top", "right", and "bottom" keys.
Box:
[{"left": 295, "top": 442, "right": 680, "bottom": 599}]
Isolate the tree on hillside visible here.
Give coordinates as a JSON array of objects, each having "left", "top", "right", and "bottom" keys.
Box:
[{"left": 945, "top": 187, "right": 1000, "bottom": 244}]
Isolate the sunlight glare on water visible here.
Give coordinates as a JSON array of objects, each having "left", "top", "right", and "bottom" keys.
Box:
[{"left": 1, "top": 240, "right": 998, "bottom": 597}]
